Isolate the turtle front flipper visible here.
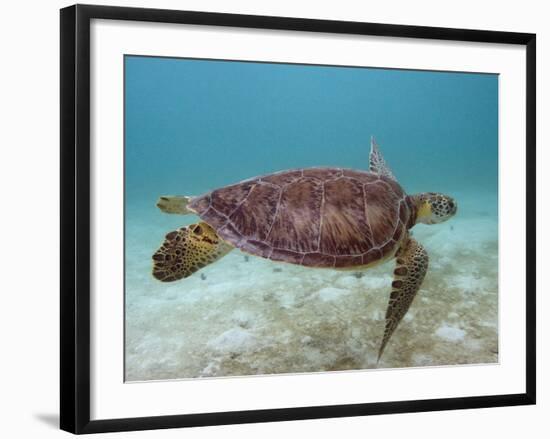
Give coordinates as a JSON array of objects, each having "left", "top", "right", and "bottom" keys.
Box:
[
  {"left": 152, "top": 222, "right": 233, "bottom": 282},
  {"left": 378, "top": 237, "right": 429, "bottom": 362},
  {"left": 369, "top": 137, "right": 397, "bottom": 182},
  {"left": 156, "top": 195, "right": 194, "bottom": 214}
]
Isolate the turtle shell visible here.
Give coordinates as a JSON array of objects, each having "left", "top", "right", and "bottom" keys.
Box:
[{"left": 188, "top": 168, "right": 413, "bottom": 268}]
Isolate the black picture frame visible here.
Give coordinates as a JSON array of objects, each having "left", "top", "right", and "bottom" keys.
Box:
[{"left": 60, "top": 4, "right": 536, "bottom": 434}]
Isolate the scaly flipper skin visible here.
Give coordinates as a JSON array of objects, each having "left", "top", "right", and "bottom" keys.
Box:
[
  {"left": 152, "top": 222, "right": 233, "bottom": 281},
  {"left": 378, "top": 236, "right": 429, "bottom": 362},
  {"left": 156, "top": 195, "right": 194, "bottom": 215},
  {"left": 369, "top": 136, "right": 397, "bottom": 182}
]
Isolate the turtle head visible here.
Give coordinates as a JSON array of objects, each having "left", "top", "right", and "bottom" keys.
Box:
[{"left": 411, "top": 192, "right": 457, "bottom": 225}]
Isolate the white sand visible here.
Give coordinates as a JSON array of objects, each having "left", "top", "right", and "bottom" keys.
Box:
[{"left": 125, "top": 191, "right": 498, "bottom": 380}]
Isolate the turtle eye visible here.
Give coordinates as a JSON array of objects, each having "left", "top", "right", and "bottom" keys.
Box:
[
  {"left": 448, "top": 201, "right": 455, "bottom": 210},
  {"left": 193, "top": 225, "right": 203, "bottom": 235}
]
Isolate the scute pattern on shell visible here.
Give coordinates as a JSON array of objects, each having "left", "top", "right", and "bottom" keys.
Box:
[{"left": 188, "top": 168, "right": 411, "bottom": 268}]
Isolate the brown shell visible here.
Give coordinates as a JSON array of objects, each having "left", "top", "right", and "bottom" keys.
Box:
[{"left": 188, "top": 168, "right": 413, "bottom": 268}]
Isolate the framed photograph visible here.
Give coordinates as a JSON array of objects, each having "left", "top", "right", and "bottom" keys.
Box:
[{"left": 60, "top": 4, "right": 536, "bottom": 434}]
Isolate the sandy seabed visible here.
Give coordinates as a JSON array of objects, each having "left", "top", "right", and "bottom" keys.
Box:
[{"left": 125, "top": 192, "right": 498, "bottom": 381}]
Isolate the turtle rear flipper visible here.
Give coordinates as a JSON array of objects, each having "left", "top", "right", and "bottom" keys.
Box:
[
  {"left": 156, "top": 195, "right": 194, "bottom": 214},
  {"left": 378, "top": 237, "right": 429, "bottom": 362},
  {"left": 152, "top": 222, "right": 233, "bottom": 282}
]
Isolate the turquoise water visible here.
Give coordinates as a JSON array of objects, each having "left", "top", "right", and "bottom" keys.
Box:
[{"left": 124, "top": 56, "right": 498, "bottom": 381}]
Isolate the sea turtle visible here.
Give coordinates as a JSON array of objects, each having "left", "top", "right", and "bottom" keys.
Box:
[{"left": 152, "top": 138, "right": 457, "bottom": 360}]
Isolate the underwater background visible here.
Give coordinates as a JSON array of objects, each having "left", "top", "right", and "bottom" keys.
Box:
[{"left": 124, "top": 55, "right": 498, "bottom": 381}]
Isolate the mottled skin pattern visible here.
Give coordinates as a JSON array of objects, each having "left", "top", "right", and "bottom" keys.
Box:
[
  {"left": 152, "top": 223, "right": 232, "bottom": 282},
  {"left": 380, "top": 237, "right": 428, "bottom": 360},
  {"left": 188, "top": 168, "right": 417, "bottom": 269}
]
